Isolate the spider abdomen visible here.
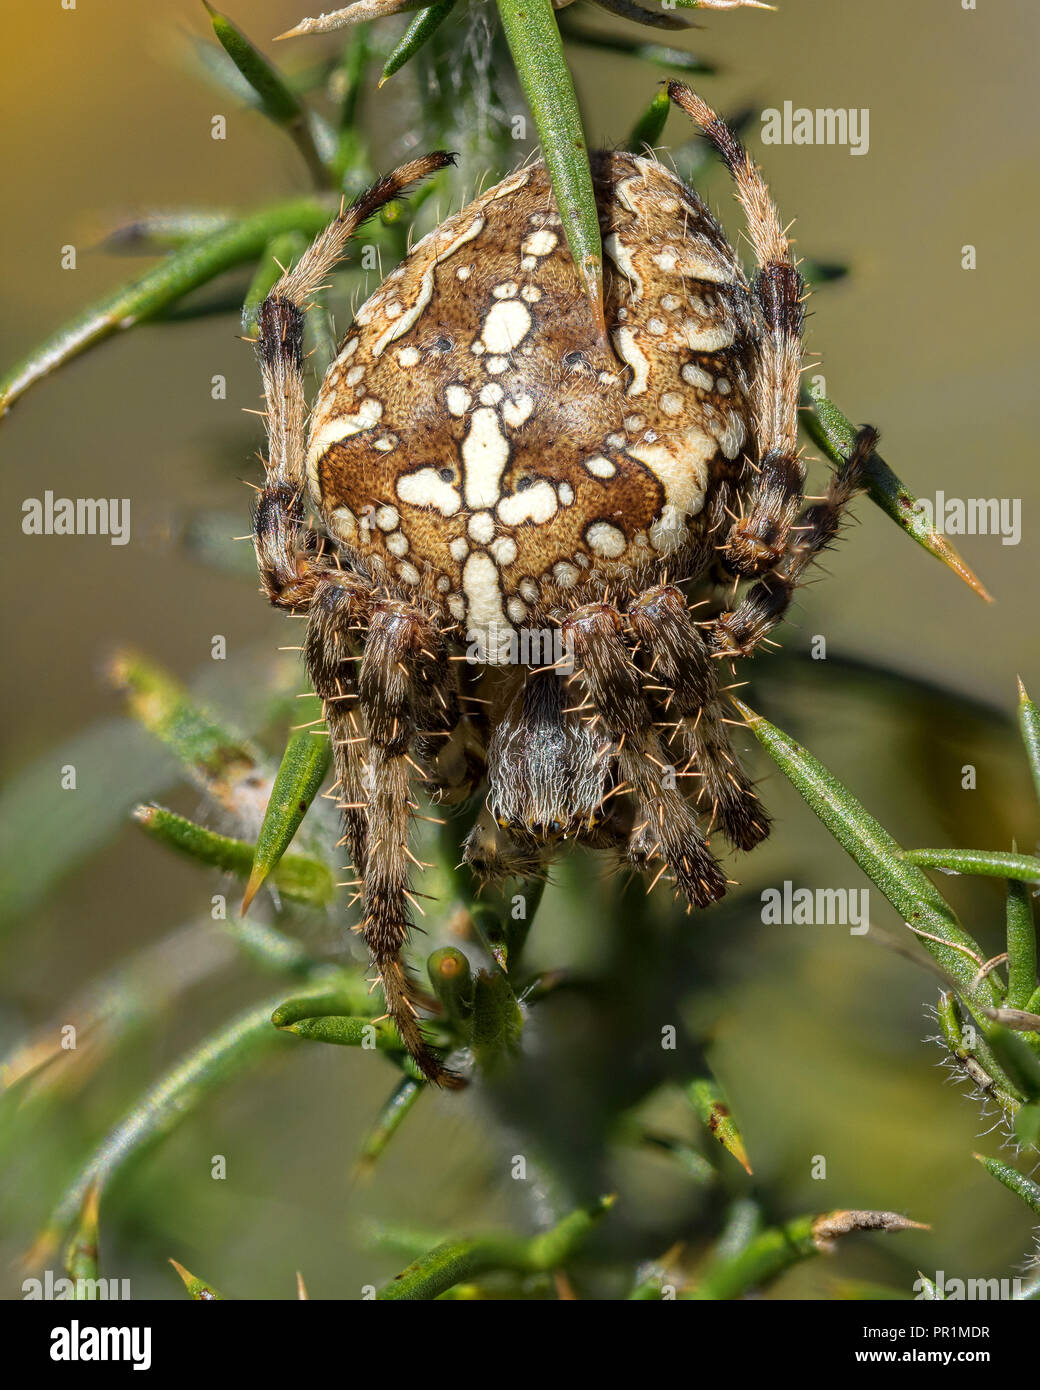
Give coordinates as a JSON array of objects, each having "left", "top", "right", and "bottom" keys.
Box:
[{"left": 306, "top": 152, "right": 757, "bottom": 661}]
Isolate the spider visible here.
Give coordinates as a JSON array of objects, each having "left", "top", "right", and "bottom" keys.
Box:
[{"left": 250, "top": 81, "right": 878, "bottom": 1085}]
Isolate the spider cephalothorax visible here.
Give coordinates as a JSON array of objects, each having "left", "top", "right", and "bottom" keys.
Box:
[{"left": 251, "top": 82, "right": 877, "bottom": 1084}]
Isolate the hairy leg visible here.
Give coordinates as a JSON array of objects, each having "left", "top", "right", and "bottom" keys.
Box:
[
  {"left": 711, "top": 426, "right": 879, "bottom": 658},
  {"left": 357, "top": 599, "right": 462, "bottom": 1086},
  {"left": 562, "top": 603, "right": 727, "bottom": 909},
  {"left": 629, "top": 584, "right": 769, "bottom": 851},
  {"left": 668, "top": 81, "right": 806, "bottom": 582},
  {"left": 249, "top": 152, "right": 458, "bottom": 1083}
]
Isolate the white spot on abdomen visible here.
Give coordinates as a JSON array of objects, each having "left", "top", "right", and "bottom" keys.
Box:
[
  {"left": 497, "top": 480, "right": 558, "bottom": 526},
  {"left": 396, "top": 467, "right": 461, "bottom": 516},
  {"left": 629, "top": 427, "right": 714, "bottom": 550},
  {"left": 503, "top": 394, "right": 534, "bottom": 428},
  {"left": 585, "top": 522, "right": 627, "bottom": 558},
  {"left": 468, "top": 511, "right": 496, "bottom": 544},
  {"left": 584, "top": 455, "right": 616, "bottom": 479},
  {"left": 462, "top": 407, "right": 510, "bottom": 509},
  {"left": 521, "top": 229, "right": 557, "bottom": 257},
  {"left": 682, "top": 316, "right": 735, "bottom": 352},
  {"left": 604, "top": 232, "right": 643, "bottom": 299},
  {"left": 482, "top": 299, "right": 532, "bottom": 354},
  {"left": 491, "top": 536, "right": 517, "bottom": 566},
  {"left": 446, "top": 385, "right": 472, "bottom": 417},
  {"left": 462, "top": 551, "right": 513, "bottom": 664},
  {"left": 681, "top": 362, "right": 714, "bottom": 391},
  {"left": 613, "top": 326, "right": 650, "bottom": 396}
]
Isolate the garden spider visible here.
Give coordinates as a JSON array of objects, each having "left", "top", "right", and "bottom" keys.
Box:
[{"left": 251, "top": 81, "right": 878, "bottom": 1084}]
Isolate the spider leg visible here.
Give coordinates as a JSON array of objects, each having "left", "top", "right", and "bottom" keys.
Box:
[
  {"left": 668, "top": 81, "right": 805, "bottom": 582},
  {"left": 304, "top": 574, "right": 373, "bottom": 878},
  {"left": 562, "top": 603, "right": 727, "bottom": 909},
  {"left": 667, "top": 82, "right": 877, "bottom": 660},
  {"left": 248, "top": 152, "right": 459, "bottom": 1084},
  {"left": 711, "top": 425, "right": 878, "bottom": 657},
  {"left": 358, "top": 599, "right": 462, "bottom": 1087},
  {"left": 252, "top": 151, "right": 455, "bottom": 610},
  {"left": 629, "top": 584, "right": 769, "bottom": 850}
]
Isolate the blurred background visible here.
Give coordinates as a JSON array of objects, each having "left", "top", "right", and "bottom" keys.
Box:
[{"left": 1, "top": 0, "right": 1038, "bottom": 1298}]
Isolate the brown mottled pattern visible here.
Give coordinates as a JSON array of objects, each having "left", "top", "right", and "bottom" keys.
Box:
[{"left": 305, "top": 151, "right": 757, "bottom": 637}]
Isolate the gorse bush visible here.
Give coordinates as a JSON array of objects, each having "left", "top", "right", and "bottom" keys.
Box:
[{"left": 1, "top": 2, "right": 1035, "bottom": 1303}]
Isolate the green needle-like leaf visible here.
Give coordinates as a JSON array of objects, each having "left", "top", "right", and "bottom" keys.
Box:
[
  {"left": 133, "top": 804, "right": 334, "bottom": 908},
  {"left": 636, "top": 1131, "right": 716, "bottom": 1185},
  {"left": 627, "top": 88, "right": 671, "bottom": 154},
  {"left": 427, "top": 947, "right": 475, "bottom": 1033},
  {"left": 355, "top": 1077, "right": 425, "bottom": 1173},
  {"left": 801, "top": 390, "right": 992, "bottom": 602},
  {"left": 687, "top": 1210, "right": 925, "bottom": 1301},
  {"left": 934, "top": 990, "right": 1028, "bottom": 1113},
  {"left": 110, "top": 650, "right": 264, "bottom": 812},
  {"left": 101, "top": 210, "right": 232, "bottom": 254},
  {"left": 800, "top": 258, "right": 850, "bottom": 285},
  {"left": 1018, "top": 678, "right": 1040, "bottom": 803},
  {"left": 169, "top": 1259, "right": 225, "bottom": 1300},
  {"left": 471, "top": 969, "right": 523, "bottom": 1075},
  {"left": 330, "top": 22, "right": 376, "bottom": 186},
  {"left": 557, "top": 17, "right": 716, "bottom": 75},
  {"left": 204, "top": 2, "right": 329, "bottom": 186},
  {"left": 936, "top": 990, "right": 964, "bottom": 1054},
  {"left": 468, "top": 878, "right": 545, "bottom": 973},
  {"left": 241, "top": 721, "right": 333, "bottom": 913},
  {"left": 271, "top": 986, "right": 437, "bottom": 1080},
  {"left": 914, "top": 1273, "right": 943, "bottom": 1300},
  {"left": 734, "top": 700, "right": 1000, "bottom": 1018},
  {"left": 30, "top": 994, "right": 296, "bottom": 1262},
  {"left": 0, "top": 197, "right": 348, "bottom": 415},
  {"left": 379, "top": 1, "right": 456, "bottom": 84},
  {"left": 63, "top": 1184, "right": 101, "bottom": 1291},
  {"left": 495, "top": 0, "right": 604, "bottom": 335},
  {"left": 673, "top": 0, "right": 776, "bottom": 10},
  {"left": 974, "top": 1153, "right": 1040, "bottom": 1217},
  {"left": 587, "top": 0, "right": 688, "bottom": 30},
  {"left": 376, "top": 1195, "right": 615, "bottom": 1300},
  {"left": 686, "top": 1077, "right": 752, "bottom": 1174},
  {"left": 217, "top": 913, "right": 318, "bottom": 976},
  {"left": 282, "top": 1013, "right": 415, "bottom": 1054},
  {"left": 900, "top": 848, "right": 1040, "bottom": 884},
  {"left": 1014, "top": 1102, "right": 1040, "bottom": 1147},
  {"left": 270, "top": 982, "right": 376, "bottom": 1026},
  {"left": 983, "top": 1024, "right": 1040, "bottom": 1104}
]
